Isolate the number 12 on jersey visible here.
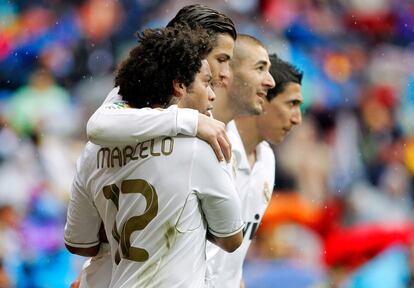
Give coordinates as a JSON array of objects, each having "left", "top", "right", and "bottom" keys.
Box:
[{"left": 102, "top": 179, "right": 158, "bottom": 264}]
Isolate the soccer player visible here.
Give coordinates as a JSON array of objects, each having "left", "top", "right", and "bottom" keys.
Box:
[
  {"left": 64, "top": 25, "right": 244, "bottom": 288},
  {"left": 206, "top": 53, "right": 304, "bottom": 287},
  {"left": 71, "top": 5, "right": 242, "bottom": 288},
  {"left": 87, "top": 4, "right": 237, "bottom": 162}
]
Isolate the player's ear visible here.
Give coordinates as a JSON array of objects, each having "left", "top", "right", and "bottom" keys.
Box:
[{"left": 172, "top": 80, "right": 185, "bottom": 99}]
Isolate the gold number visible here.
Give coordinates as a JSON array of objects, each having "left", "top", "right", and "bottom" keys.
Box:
[
  {"left": 102, "top": 179, "right": 158, "bottom": 264},
  {"left": 103, "top": 184, "right": 121, "bottom": 243}
]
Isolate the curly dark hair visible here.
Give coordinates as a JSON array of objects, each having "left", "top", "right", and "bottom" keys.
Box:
[
  {"left": 167, "top": 4, "right": 237, "bottom": 42},
  {"left": 115, "top": 25, "right": 212, "bottom": 108}
]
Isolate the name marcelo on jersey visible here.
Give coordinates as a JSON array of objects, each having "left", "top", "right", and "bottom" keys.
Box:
[{"left": 96, "top": 137, "right": 174, "bottom": 169}]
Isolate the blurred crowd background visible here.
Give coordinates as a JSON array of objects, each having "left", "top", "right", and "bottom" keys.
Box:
[{"left": 1, "top": 0, "right": 414, "bottom": 287}]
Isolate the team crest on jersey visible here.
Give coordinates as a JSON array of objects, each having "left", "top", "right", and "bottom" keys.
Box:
[
  {"left": 105, "top": 101, "right": 130, "bottom": 109},
  {"left": 263, "top": 182, "right": 271, "bottom": 202}
]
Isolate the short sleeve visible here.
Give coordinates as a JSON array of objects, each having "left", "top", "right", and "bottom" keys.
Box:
[
  {"left": 86, "top": 88, "right": 198, "bottom": 146},
  {"left": 191, "top": 140, "right": 244, "bottom": 237},
  {"left": 64, "top": 166, "right": 101, "bottom": 248},
  {"left": 176, "top": 107, "right": 198, "bottom": 137}
]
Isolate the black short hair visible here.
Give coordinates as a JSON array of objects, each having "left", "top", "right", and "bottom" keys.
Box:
[
  {"left": 167, "top": 4, "right": 237, "bottom": 40},
  {"left": 115, "top": 25, "right": 212, "bottom": 108},
  {"left": 231, "top": 34, "right": 266, "bottom": 66},
  {"left": 267, "top": 54, "right": 303, "bottom": 101}
]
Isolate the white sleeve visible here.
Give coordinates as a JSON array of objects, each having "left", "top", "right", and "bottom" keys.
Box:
[
  {"left": 64, "top": 164, "right": 101, "bottom": 248},
  {"left": 191, "top": 140, "right": 244, "bottom": 237},
  {"left": 86, "top": 89, "right": 199, "bottom": 146}
]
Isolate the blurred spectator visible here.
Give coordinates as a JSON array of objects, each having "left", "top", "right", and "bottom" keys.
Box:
[
  {"left": 276, "top": 116, "right": 332, "bottom": 206},
  {"left": 6, "top": 68, "right": 76, "bottom": 138},
  {"left": 0, "top": 205, "right": 25, "bottom": 287},
  {"left": 0, "top": 259, "right": 10, "bottom": 288}
]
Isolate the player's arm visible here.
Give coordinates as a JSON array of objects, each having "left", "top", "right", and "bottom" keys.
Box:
[
  {"left": 65, "top": 243, "right": 100, "bottom": 257},
  {"left": 206, "top": 231, "right": 243, "bottom": 253},
  {"left": 64, "top": 162, "right": 102, "bottom": 257},
  {"left": 66, "top": 222, "right": 107, "bottom": 257},
  {"left": 87, "top": 88, "right": 231, "bottom": 161},
  {"left": 192, "top": 141, "right": 244, "bottom": 252}
]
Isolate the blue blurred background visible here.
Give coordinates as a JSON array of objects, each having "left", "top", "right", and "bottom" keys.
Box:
[{"left": 1, "top": 0, "right": 414, "bottom": 287}]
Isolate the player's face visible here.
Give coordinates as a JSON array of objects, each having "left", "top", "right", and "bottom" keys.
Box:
[
  {"left": 257, "top": 82, "right": 303, "bottom": 144},
  {"left": 229, "top": 43, "right": 275, "bottom": 116},
  {"left": 180, "top": 59, "right": 215, "bottom": 116},
  {"left": 206, "top": 33, "right": 234, "bottom": 90}
]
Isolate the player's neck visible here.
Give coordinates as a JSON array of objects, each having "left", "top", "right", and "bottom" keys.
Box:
[
  {"left": 213, "top": 106, "right": 233, "bottom": 124},
  {"left": 212, "top": 89, "right": 234, "bottom": 124},
  {"left": 234, "top": 117, "right": 261, "bottom": 166}
]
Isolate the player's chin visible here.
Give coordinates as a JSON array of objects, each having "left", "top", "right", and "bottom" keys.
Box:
[
  {"left": 252, "top": 103, "right": 264, "bottom": 115},
  {"left": 267, "top": 134, "right": 284, "bottom": 145}
]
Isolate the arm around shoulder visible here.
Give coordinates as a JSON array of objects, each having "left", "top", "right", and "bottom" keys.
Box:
[{"left": 86, "top": 104, "right": 199, "bottom": 145}]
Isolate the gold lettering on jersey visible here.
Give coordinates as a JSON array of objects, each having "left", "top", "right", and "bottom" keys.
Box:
[
  {"left": 139, "top": 141, "right": 149, "bottom": 158},
  {"left": 97, "top": 137, "right": 175, "bottom": 169},
  {"left": 150, "top": 139, "right": 160, "bottom": 156},
  {"left": 161, "top": 137, "right": 173, "bottom": 155},
  {"left": 111, "top": 147, "right": 122, "bottom": 167},
  {"left": 97, "top": 147, "right": 111, "bottom": 169},
  {"left": 123, "top": 145, "right": 137, "bottom": 165}
]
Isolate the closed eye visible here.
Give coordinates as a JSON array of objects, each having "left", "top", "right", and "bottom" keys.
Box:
[
  {"left": 217, "top": 55, "right": 230, "bottom": 63},
  {"left": 205, "top": 76, "right": 213, "bottom": 87}
]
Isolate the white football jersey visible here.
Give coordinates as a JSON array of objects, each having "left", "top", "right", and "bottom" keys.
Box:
[
  {"left": 75, "top": 87, "right": 200, "bottom": 288},
  {"left": 65, "top": 135, "right": 244, "bottom": 288},
  {"left": 205, "top": 120, "right": 275, "bottom": 288}
]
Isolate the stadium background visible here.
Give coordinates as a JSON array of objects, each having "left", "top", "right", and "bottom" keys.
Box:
[{"left": 1, "top": 0, "right": 414, "bottom": 287}]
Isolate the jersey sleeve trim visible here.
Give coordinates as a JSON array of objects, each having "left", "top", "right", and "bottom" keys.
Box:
[
  {"left": 64, "top": 238, "right": 100, "bottom": 248},
  {"left": 208, "top": 222, "right": 245, "bottom": 238}
]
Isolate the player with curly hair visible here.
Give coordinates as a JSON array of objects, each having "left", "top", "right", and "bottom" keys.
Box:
[
  {"left": 87, "top": 4, "right": 238, "bottom": 162},
  {"left": 115, "top": 26, "right": 213, "bottom": 110},
  {"left": 65, "top": 25, "right": 244, "bottom": 288}
]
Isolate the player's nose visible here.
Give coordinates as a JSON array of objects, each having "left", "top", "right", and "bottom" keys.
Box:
[
  {"left": 208, "top": 86, "right": 216, "bottom": 102},
  {"left": 291, "top": 107, "right": 302, "bottom": 125},
  {"left": 263, "top": 71, "right": 275, "bottom": 89},
  {"left": 219, "top": 62, "right": 231, "bottom": 80}
]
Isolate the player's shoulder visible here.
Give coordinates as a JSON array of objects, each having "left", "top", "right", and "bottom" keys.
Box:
[
  {"left": 193, "top": 137, "right": 217, "bottom": 157},
  {"left": 81, "top": 142, "right": 101, "bottom": 161},
  {"left": 172, "top": 134, "right": 206, "bottom": 147},
  {"left": 173, "top": 135, "right": 218, "bottom": 161},
  {"left": 102, "top": 101, "right": 130, "bottom": 110},
  {"left": 257, "top": 141, "right": 275, "bottom": 165},
  {"left": 260, "top": 141, "right": 273, "bottom": 155},
  {"left": 75, "top": 142, "right": 102, "bottom": 171}
]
